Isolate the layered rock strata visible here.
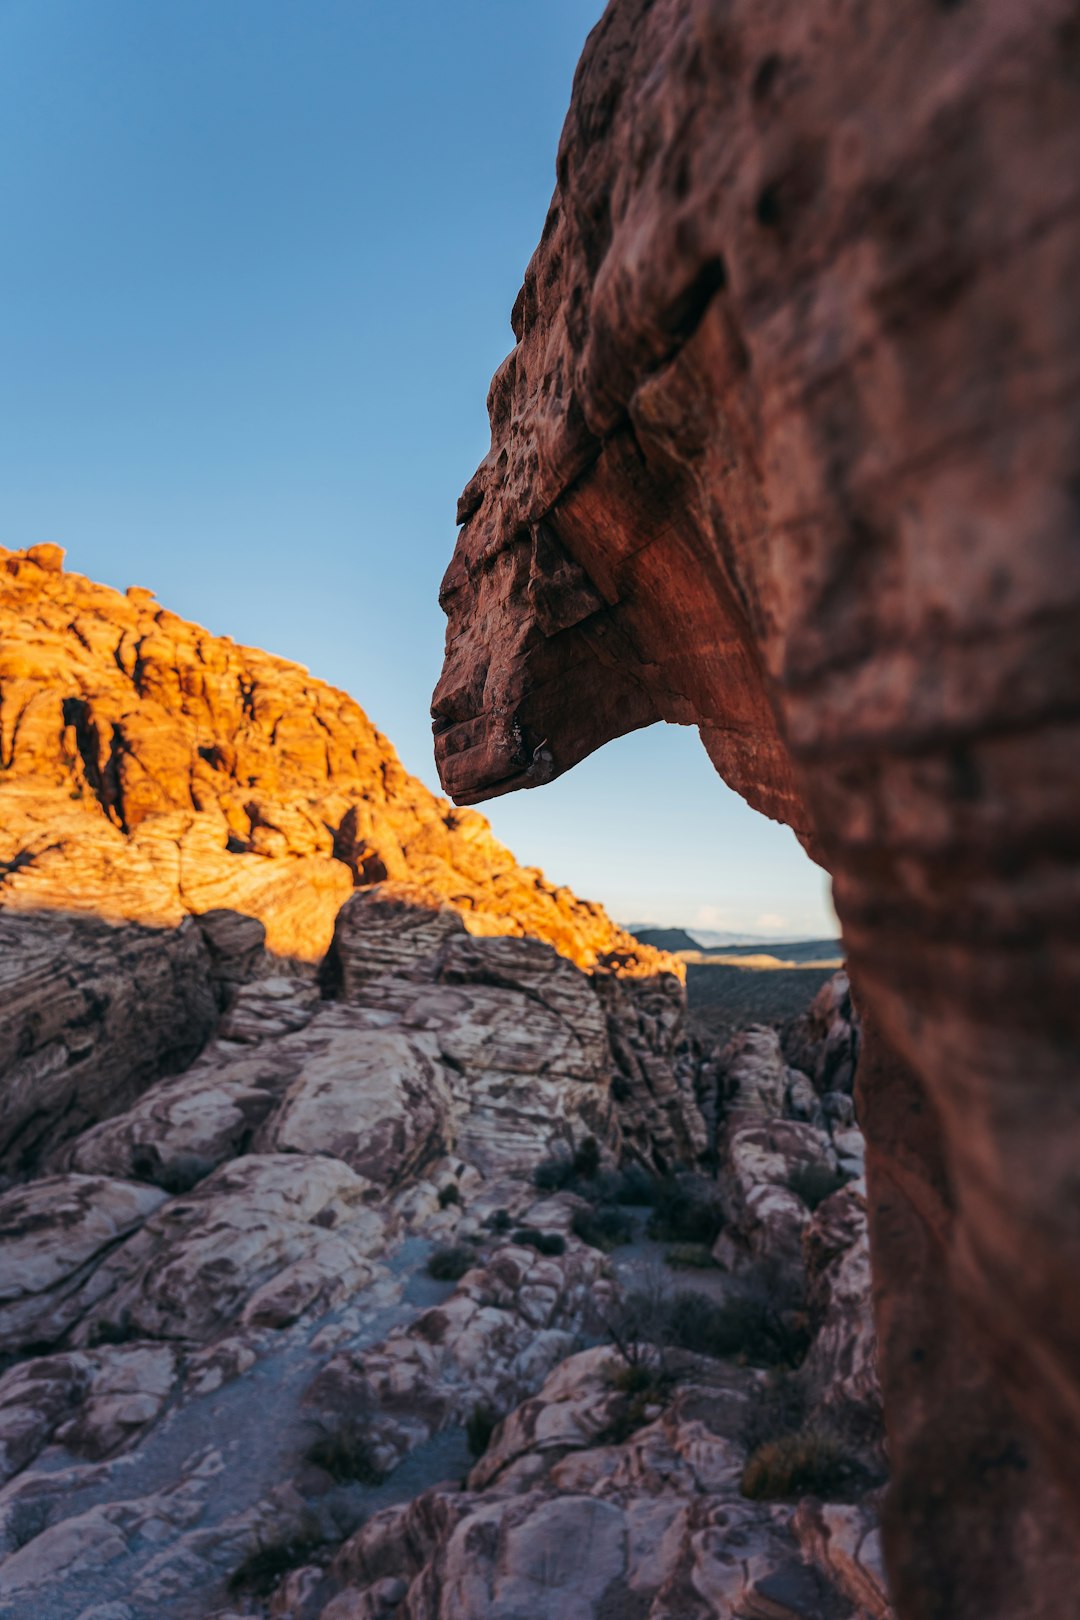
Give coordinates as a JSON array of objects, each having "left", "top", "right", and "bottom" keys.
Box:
[
  {"left": 432, "top": 3, "right": 1080, "bottom": 1614},
  {"left": 0, "top": 547, "right": 674, "bottom": 1173},
  {"left": 0, "top": 920, "right": 885, "bottom": 1619},
  {"left": 0, "top": 543, "right": 670, "bottom": 975}
]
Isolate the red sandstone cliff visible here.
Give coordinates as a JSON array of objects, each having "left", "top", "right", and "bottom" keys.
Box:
[
  {"left": 433, "top": 4, "right": 1080, "bottom": 1617},
  {"left": 0, "top": 542, "right": 672, "bottom": 978}
]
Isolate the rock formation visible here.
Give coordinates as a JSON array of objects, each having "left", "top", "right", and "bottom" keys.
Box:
[
  {"left": 0, "top": 891, "right": 885, "bottom": 1617},
  {"left": 0, "top": 542, "right": 669, "bottom": 974},
  {"left": 0, "top": 545, "right": 674, "bottom": 1174},
  {"left": 432, "top": 3, "right": 1080, "bottom": 1615}
]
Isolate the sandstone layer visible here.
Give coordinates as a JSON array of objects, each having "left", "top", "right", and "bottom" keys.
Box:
[
  {"left": 0, "top": 890, "right": 885, "bottom": 1619},
  {"left": 0, "top": 542, "right": 669, "bottom": 975},
  {"left": 0, "top": 545, "right": 674, "bottom": 1174},
  {"left": 432, "top": 4, "right": 1080, "bottom": 1616}
]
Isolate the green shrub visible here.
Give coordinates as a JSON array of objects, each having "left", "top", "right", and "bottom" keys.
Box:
[
  {"left": 741, "top": 1426, "right": 857, "bottom": 1501},
  {"left": 533, "top": 1155, "right": 576, "bottom": 1193},
  {"left": 608, "top": 1359, "right": 658, "bottom": 1397},
  {"left": 664, "top": 1243, "right": 718, "bottom": 1270},
  {"left": 228, "top": 1514, "right": 325, "bottom": 1595},
  {"left": 511, "top": 1227, "right": 566, "bottom": 1256},
  {"left": 647, "top": 1174, "right": 724, "bottom": 1244},
  {"left": 466, "top": 1402, "right": 499, "bottom": 1458},
  {"left": 306, "top": 1417, "right": 385, "bottom": 1485},
  {"left": 426, "top": 1244, "right": 475, "bottom": 1282},
  {"left": 614, "top": 1264, "right": 809, "bottom": 1370},
  {"left": 669, "top": 1281, "right": 809, "bottom": 1368},
  {"left": 788, "top": 1161, "right": 847, "bottom": 1211},
  {"left": 613, "top": 1164, "right": 660, "bottom": 1206},
  {"left": 572, "top": 1135, "right": 601, "bottom": 1179},
  {"left": 599, "top": 1356, "right": 668, "bottom": 1444},
  {"left": 741, "top": 1370, "right": 808, "bottom": 1453},
  {"left": 437, "top": 1182, "right": 462, "bottom": 1209},
  {"left": 484, "top": 1208, "right": 511, "bottom": 1232},
  {"left": 571, "top": 1206, "right": 635, "bottom": 1251}
]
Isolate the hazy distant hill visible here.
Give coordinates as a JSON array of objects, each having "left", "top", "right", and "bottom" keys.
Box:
[
  {"left": 627, "top": 924, "right": 845, "bottom": 1039},
  {"left": 629, "top": 925, "right": 842, "bottom": 964},
  {"left": 627, "top": 926, "right": 703, "bottom": 953},
  {"left": 698, "top": 937, "right": 843, "bottom": 964}
]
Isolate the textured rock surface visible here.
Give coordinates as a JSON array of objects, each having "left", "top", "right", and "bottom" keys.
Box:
[
  {"left": 0, "top": 910, "right": 218, "bottom": 1174},
  {"left": 0, "top": 547, "right": 676, "bottom": 1175},
  {"left": 0, "top": 907, "right": 880, "bottom": 1618},
  {"left": 432, "top": 2, "right": 1080, "bottom": 1613},
  {"left": 0, "top": 544, "right": 672, "bottom": 976}
]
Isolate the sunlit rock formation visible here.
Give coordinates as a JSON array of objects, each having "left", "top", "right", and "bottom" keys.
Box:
[
  {"left": 0, "top": 542, "right": 669, "bottom": 973},
  {"left": 0, "top": 544, "right": 676, "bottom": 1173},
  {"left": 432, "top": 2, "right": 1080, "bottom": 1615}
]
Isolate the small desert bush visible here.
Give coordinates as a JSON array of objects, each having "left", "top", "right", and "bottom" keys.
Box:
[
  {"left": 227, "top": 1514, "right": 325, "bottom": 1596},
  {"left": 437, "top": 1182, "right": 462, "bottom": 1209},
  {"left": 533, "top": 1135, "right": 604, "bottom": 1194},
  {"left": 673, "top": 1278, "right": 809, "bottom": 1368},
  {"left": 7, "top": 1497, "right": 52, "bottom": 1552},
  {"left": 741, "top": 1370, "right": 808, "bottom": 1453},
  {"left": 571, "top": 1205, "right": 635, "bottom": 1251},
  {"left": 511, "top": 1227, "right": 566, "bottom": 1256},
  {"left": 306, "top": 1416, "right": 385, "bottom": 1485},
  {"left": 573, "top": 1135, "right": 602, "bottom": 1179},
  {"left": 788, "top": 1161, "right": 847, "bottom": 1212},
  {"left": 532, "top": 1154, "right": 576, "bottom": 1193},
  {"left": 664, "top": 1243, "right": 718, "bottom": 1270},
  {"left": 484, "top": 1208, "right": 512, "bottom": 1232},
  {"left": 612, "top": 1164, "right": 660, "bottom": 1205},
  {"left": 647, "top": 1174, "right": 724, "bottom": 1245},
  {"left": 466, "top": 1402, "right": 499, "bottom": 1458},
  {"left": 741, "top": 1425, "right": 857, "bottom": 1501},
  {"left": 608, "top": 1359, "right": 659, "bottom": 1397},
  {"left": 426, "top": 1244, "right": 475, "bottom": 1282},
  {"left": 614, "top": 1266, "right": 809, "bottom": 1370},
  {"left": 599, "top": 1353, "right": 669, "bottom": 1444}
]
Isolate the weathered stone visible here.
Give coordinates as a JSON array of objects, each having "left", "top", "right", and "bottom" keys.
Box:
[
  {"left": 0, "top": 910, "right": 217, "bottom": 1175},
  {"left": 256, "top": 1028, "right": 454, "bottom": 1188},
  {"left": 0, "top": 545, "right": 674, "bottom": 978},
  {"left": 432, "top": 3, "right": 1080, "bottom": 1610},
  {"left": 0, "top": 1174, "right": 167, "bottom": 1353},
  {"left": 74, "top": 1154, "right": 387, "bottom": 1343}
]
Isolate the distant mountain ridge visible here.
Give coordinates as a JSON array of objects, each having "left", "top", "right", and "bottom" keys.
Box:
[{"left": 628, "top": 924, "right": 842, "bottom": 961}]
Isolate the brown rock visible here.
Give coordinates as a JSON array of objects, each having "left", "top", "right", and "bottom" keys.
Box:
[{"left": 432, "top": 3, "right": 1080, "bottom": 1614}]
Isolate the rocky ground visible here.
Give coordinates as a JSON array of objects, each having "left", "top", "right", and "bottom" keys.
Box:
[{"left": 0, "top": 880, "right": 889, "bottom": 1619}]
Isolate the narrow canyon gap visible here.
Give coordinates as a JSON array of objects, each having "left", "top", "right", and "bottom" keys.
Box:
[{"left": 431, "top": 2, "right": 1080, "bottom": 1616}]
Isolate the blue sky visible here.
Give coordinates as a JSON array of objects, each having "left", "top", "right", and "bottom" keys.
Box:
[{"left": 0, "top": 0, "right": 836, "bottom": 939}]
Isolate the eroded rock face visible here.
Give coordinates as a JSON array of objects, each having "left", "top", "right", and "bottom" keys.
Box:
[
  {"left": 433, "top": 3, "right": 1080, "bottom": 1613},
  {"left": 0, "top": 911, "right": 218, "bottom": 1175},
  {"left": 0, "top": 550, "right": 678, "bottom": 1176},
  {"left": 0, "top": 898, "right": 889, "bottom": 1620},
  {"left": 0, "top": 544, "right": 672, "bottom": 978}
]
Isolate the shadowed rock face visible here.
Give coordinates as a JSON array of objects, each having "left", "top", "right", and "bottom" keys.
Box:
[{"left": 433, "top": 2, "right": 1080, "bottom": 1614}]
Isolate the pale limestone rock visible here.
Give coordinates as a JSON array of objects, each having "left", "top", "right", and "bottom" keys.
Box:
[
  {"left": 256, "top": 1028, "right": 454, "bottom": 1187},
  {"left": 0, "top": 1175, "right": 167, "bottom": 1353},
  {"left": 75, "top": 1154, "right": 387, "bottom": 1343}
]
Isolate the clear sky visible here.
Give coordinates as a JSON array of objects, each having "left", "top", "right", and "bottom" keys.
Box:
[{"left": 0, "top": 0, "right": 836, "bottom": 940}]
